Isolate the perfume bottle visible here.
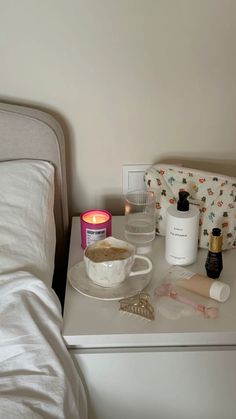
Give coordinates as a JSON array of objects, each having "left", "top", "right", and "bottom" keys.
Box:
[{"left": 205, "top": 228, "right": 223, "bottom": 279}]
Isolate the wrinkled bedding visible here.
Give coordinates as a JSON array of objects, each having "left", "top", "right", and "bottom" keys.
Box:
[
  {"left": 0, "top": 160, "right": 87, "bottom": 418},
  {"left": 0, "top": 270, "right": 87, "bottom": 419}
]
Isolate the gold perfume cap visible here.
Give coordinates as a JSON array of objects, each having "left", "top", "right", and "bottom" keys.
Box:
[{"left": 209, "top": 228, "right": 222, "bottom": 252}]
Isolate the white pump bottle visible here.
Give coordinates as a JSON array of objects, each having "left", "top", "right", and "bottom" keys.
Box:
[{"left": 165, "top": 191, "right": 199, "bottom": 265}]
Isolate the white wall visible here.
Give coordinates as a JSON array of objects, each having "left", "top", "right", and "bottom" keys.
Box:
[{"left": 1, "top": 0, "right": 236, "bottom": 215}]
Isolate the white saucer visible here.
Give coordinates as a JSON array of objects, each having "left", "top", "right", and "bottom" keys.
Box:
[{"left": 68, "top": 261, "right": 152, "bottom": 300}]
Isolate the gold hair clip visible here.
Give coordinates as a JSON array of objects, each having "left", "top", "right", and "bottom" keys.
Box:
[{"left": 119, "top": 292, "right": 155, "bottom": 321}]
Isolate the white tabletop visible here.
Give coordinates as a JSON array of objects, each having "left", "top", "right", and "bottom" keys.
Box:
[{"left": 63, "top": 216, "right": 236, "bottom": 349}]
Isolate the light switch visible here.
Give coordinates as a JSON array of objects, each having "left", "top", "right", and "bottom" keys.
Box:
[{"left": 122, "top": 164, "right": 151, "bottom": 194}]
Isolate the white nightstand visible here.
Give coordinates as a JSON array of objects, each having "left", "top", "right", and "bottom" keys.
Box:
[{"left": 63, "top": 216, "right": 236, "bottom": 419}]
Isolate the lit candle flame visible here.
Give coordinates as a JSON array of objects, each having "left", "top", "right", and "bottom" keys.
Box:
[{"left": 82, "top": 210, "right": 110, "bottom": 224}]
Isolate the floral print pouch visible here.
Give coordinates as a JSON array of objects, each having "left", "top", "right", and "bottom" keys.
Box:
[{"left": 144, "top": 164, "right": 236, "bottom": 249}]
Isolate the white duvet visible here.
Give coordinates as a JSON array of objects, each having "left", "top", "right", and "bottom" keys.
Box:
[
  {"left": 0, "top": 160, "right": 87, "bottom": 418},
  {"left": 0, "top": 270, "right": 87, "bottom": 419}
]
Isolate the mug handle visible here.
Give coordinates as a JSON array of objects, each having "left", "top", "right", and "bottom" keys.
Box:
[{"left": 129, "top": 255, "right": 152, "bottom": 277}]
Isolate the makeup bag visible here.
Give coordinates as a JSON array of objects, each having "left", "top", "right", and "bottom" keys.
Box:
[{"left": 144, "top": 164, "right": 236, "bottom": 250}]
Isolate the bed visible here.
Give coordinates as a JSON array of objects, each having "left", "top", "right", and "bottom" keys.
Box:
[{"left": 0, "top": 102, "right": 87, "bottom": 418}]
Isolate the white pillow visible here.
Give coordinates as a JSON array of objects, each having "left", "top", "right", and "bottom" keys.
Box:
[{"left": 0, "top": 160, "right": 56, "bottom": 286}]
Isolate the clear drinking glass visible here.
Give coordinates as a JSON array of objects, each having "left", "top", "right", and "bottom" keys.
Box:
[{"left": 124, "top": 189, "right": 156, "bottom": 254}]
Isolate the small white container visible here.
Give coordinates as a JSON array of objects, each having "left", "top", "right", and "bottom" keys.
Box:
[
  {"left": 165, "top": 191, "right": 199, "bottom": 265},
  {"left": 165, "top": 266, "right": 230, "bottom": 302}
]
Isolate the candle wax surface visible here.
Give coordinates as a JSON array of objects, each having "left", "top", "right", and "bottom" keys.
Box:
[{"left": 82, "top": 211, "right": 110, "bottom": 224}]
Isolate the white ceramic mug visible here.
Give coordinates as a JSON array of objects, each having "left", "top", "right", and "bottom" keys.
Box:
[{"left": 84, "top": 237, "right": 152, "bottom": 287}]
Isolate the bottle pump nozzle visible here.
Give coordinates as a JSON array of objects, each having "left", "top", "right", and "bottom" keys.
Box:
[{"left": 177, "top": 191, "right": 190, "bottom": 211}]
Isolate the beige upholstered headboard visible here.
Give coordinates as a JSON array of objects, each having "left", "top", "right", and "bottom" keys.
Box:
[{"left": 0, "top": 102, "right": 69, "bottom": 303}]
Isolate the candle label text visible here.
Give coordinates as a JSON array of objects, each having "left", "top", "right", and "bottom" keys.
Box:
[{"left": 86, "top": 228, "right": 107, "bottom": 246}]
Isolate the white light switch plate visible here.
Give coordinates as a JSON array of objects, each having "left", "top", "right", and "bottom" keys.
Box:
[{"left": 122, "top": 164, "right": 151, "bottom": 194}]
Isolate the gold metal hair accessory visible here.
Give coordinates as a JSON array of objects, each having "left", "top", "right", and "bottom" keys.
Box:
[{"left": 119, "top": 292, "right": 155, "bottom": 320}]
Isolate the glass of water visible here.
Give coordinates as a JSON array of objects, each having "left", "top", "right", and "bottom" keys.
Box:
[{"left": 124, "top": 189, "right": 156, "bottom": 254}]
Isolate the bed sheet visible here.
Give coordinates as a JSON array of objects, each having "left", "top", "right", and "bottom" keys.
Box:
[
  {"left": 0, "top": 270, "right": 87, "bottom": 419},
  {"left": 0, "top": 159, "right": 87, "bottom": 418}
]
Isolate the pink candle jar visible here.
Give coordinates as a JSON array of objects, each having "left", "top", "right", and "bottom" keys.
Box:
[{"left": 80, "top": 209, "right": 112, "bottom": 249}]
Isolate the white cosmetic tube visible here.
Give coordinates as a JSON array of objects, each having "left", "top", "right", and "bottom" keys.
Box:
[{"left": 166, "top": 266, "right": 230, "bottom": 303}]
